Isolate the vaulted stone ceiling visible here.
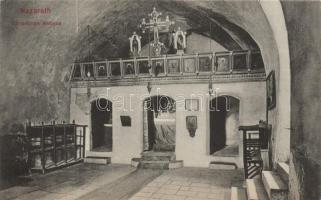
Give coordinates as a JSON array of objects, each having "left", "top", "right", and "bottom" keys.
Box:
[
  {"left": 2, "top": 0, "right": 274, "bottom": 62},
  {"left": 70, "top": 0, "right": 261, "bottom": 60}
]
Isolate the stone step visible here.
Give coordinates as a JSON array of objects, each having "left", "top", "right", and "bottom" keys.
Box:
[
  {"left": 141, "top": 151, "right": 176, "bottom": 161},
  {"left": 262, "top": 171, "right": 288, "bottom": 200},
  {"left": 168, "top": 160, "right": 183, "bottom": 169},
  {"left": 86, "top": 151, "right": 112, "bottom": 157},
  {"left": 246, "top": 178, "right": 269, "bottom": 200},
  {"left": 84, "top": 156, "right": 111, "bottom": 165},
  {"left": 139, "top": 160, "right": 183, "bottom": 170},
  {"left": 231, "top": 187, "right": 247, "bottom": 200},
  {"left": 141, "top": 151, "right": 175, "bottom": 156},
  {"left": 139, "top": 160, "right": 170, "bottom": 169},
  {"left": 131, "top": 158, "right": 141, "bottom": 168},
  {"left": 276, "top": 162, "right": 289, "bottom": 183},
  {"left": 209, "top": 161, "right": 238, "bottom": 170}
]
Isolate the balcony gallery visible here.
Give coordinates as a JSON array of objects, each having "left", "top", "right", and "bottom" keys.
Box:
[{"left": 70, "top": 50, "right": 265, "bottom": 87}]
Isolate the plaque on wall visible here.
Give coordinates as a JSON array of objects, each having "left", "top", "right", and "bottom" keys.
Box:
[
  {"left": 120, "top": 116, "right": 131, "bottom": 126},
  {"left": 185, "top": 99, "right": 199, "bottom": 111}
]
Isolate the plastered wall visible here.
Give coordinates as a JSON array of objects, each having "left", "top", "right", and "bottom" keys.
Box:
[{"left": 70, "top": 80, "right": 265, "bottom": 167}]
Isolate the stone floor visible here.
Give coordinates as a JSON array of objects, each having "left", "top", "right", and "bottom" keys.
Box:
[
  {"left": 212, "top": 145, "right": 239, "bottom": 157},
  {"left": 0, "top": 163, "right": 138, "bottom": 200},
  {"left": 0, "top": 163, "right": 244, "bottom": 200},
  {"left": 129, "top": 167, "right": 244, "bottom": 200}
]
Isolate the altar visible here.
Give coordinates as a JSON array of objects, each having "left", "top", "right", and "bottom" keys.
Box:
[{"left": 153, "top": 111, "right": 176, "bottom": 151}]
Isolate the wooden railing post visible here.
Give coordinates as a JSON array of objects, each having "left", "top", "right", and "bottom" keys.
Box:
[
  {"left": 243, "top": 129, "right": 247, "bottom": 178},
  {"left": 120, "top": 59, "right": 124, "bottom": 78},
  {"left": 212, "top": 52, "right": 216, "bottom": 73},
  {"left": 196, "top": 53, "right": 199, "bottom": 75},
  {"left": 69, "top": 64, "right": 75, "bottom": 81},
  {"left": 63, "top": 121, "right": 67, "bottom": 163},
  {"left": 80, "top": 63, "right": 84, "bottom": 80},
  {"left": 229, "top": 51, "right": 233, "bottom": 73},
  {"left": 247, "top": 50, "right": 251, "bottom": 72},
  {"left": 106, "top": 59, "right": 110, "bottom": 79},
  {"left": 53, "top": 120, "right": 56, "bottom": 165},
  {"left": 82, "top": 126, "right": 86, "bottom": 158},
  {"left": 134, "top": 57, "right": 138, "bottom": 77},
  {"left": 73, "top": 120, "right": 77, "bottom": 160},
  {"left": 91, "top": 61, "right": 94, "bottom": 78},
  {"left": 41, "top": 122, "right": 45, "bottom": 174},
  {"left": 180, "top": 55, "right": 183, "bottom": 75},
  {"left": 164, "top": 55, "right": 167, "bottom": 76}
]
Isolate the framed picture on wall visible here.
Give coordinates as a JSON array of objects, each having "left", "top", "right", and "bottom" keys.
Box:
[
  {"left": 186, "top": 116, "right": 197, "bottom": 137},
  {"left": 167, "top": 59, "right": 180, "bottom": 74},
  {"left": 215, "top": 53, "right": 230, "bottom": 72},
  {"left": 198, "top": 56, "right": 212, "bottom": 72},
  {"left": 266, "top": 70, "right": 276, "bottom": 110},
  {"left": 183, "top": 58, "right": 196, "bottom": 73},
  {"left": 185, "top": 99, "right": 199, "bottom": 111}
]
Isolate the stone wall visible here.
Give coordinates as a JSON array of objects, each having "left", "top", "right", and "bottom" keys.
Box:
[
  {"left": 140, "top": 32, "right": 227, "bottom": 56},
  {"left": 281, "top": 2, "right": 321, "bottom": 200}
]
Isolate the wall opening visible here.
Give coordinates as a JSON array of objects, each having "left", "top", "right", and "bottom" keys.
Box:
[
  {"left": 143, "top": 95, "right": 176, "bottom": 152},
  {"left": 91, "top": 98, "right": 112, "bottom": 152},
  {"left": 210, "top": 96, "right": 240, "bottom": 156}
]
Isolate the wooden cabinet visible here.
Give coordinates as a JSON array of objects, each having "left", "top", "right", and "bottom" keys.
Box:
[{"left": 26, "top": 121, "right": 87, "bottom": 174}]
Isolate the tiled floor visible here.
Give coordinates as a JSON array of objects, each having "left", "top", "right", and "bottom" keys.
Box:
[
  {"left": 0, "top": 164, "right": 243, "bottom": 200},
  {"left": 0, "top": 163, "right": 137, "bottom": 200},
  {"left": 129, "top": 167, "right": 244, "bottom": 200}
]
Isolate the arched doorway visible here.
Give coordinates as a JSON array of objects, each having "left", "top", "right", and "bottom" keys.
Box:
[
  {"left": 209, "top": 96, "right": 240, "bottom": 155},
  {"left": 143, "top": 95, "right": 176, "bottom": 152},
  {"left": 91, "top": 98, "right": 112, "bottom": 152}
]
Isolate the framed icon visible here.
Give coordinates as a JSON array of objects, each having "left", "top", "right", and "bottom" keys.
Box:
[
  {"left": 266, "top": 70, "right": 276, "bottom": 110},
  {"left": 186, "top": 116, "right": 197, "bottom": 137}
]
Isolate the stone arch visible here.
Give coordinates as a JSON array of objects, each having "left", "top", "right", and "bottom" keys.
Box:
[{"left": 259, "top": 1, "right": 291, "bottom": 163}]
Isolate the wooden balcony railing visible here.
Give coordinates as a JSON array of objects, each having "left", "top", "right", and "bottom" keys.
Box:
[{"left": 70, "top": 50, "right": 264, "bottom": 81}]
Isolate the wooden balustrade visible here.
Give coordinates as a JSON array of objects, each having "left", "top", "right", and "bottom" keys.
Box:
[
  {"left": 239, "top": 121, "right": 271, "bottom": 178},
  {"left": 70, "top": 50, "right": 264, "bottom": 81}
]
